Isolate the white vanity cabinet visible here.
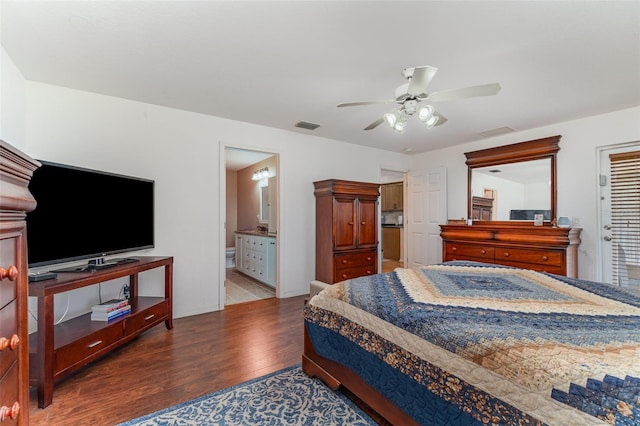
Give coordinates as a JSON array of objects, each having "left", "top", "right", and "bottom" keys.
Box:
[{"left": 235, "top": 233, "right": 276, "bottom": 288}]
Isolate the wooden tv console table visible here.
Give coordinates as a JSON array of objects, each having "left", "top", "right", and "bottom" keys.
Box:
[{"left": 28, "top": 256, "right": 173, "bottom": 408}]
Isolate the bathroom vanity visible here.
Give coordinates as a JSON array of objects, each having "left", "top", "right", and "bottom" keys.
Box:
[{"left": 234, "top": 231, "right": 276, "bottom": 287}]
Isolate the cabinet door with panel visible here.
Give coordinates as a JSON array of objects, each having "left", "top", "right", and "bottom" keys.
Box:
[
  {"left": 357, "top": 198, "right": 378, "bottom": 247},
  {"left": 333, "top": 197, "right": 357, "bottom": 250}
]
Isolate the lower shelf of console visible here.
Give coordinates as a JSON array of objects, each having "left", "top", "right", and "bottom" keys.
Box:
[{"left": 29, "top": 296, "right": 169, "bottom": 383}]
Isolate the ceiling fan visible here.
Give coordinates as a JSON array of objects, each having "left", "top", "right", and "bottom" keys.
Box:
[{"left": 338, "top": 66, "right": 501, "bottom": 133}]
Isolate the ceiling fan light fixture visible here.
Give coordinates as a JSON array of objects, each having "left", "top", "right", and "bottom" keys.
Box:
[
  {"left": 417, "top": 104, "right": 434, "bottom": 121},
  {"left": 393, "top": 115, "right": 408, "bottom": 134},
  {"left": 384, "top": 110, "right": 402, "bottom": 127},
  {"left": 423, "top": 114, "right": 440, "bottom": 128}
]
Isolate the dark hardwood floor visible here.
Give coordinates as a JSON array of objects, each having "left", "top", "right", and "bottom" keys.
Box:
[{"left": 28, "top": 296, "right": 308, "bottom": 425}]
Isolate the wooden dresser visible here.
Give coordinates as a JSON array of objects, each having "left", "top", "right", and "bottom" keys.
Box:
[
  {"left": 0, "top": 139, "right": 39, "bottom": 425},
  {"left": 440, "top": 222, "right": 582, "bottom": 277},
  {"left": 314, "top": 179, "right": 379, "bottom": 284}
]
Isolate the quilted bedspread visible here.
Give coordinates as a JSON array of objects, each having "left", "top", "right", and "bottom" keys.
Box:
[{"left": 305, "top": 262, "right": 640, "bottom": 425}]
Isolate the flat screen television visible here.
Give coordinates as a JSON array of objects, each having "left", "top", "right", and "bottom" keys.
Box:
[{"left": 26, "top": 160, "right": 154, "bottom": 269}]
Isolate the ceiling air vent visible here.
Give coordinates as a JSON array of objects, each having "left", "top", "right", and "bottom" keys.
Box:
[
  {"left": 295, "top": 121, "right": 320, "bottom": 130},
  {"left": 477, "top": 126, "right": 515, "bottom": 138}
]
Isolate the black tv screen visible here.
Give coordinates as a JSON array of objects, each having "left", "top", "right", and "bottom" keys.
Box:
[{"left": 26, "top": 161, "right": 154, "bottom": 268}]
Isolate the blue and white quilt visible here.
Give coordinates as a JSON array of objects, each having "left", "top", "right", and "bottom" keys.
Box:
[{"left": 304, "top": 262, "right": 640, "bottom": 425}]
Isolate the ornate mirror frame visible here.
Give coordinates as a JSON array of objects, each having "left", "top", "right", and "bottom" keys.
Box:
[{"left": 465, "top": 135, "right": 561, "bottom": 222}]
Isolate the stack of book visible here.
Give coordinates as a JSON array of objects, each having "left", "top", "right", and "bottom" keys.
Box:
[{"left": 91, "top": 298, "right": 131, "bottom": 321}]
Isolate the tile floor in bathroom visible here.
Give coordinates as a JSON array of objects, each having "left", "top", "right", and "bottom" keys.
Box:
[{"left": 225, "top": 267, "right": 275, "bottom": 305}]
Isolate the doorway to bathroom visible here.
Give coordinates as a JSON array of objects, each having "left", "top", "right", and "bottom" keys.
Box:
[{"left": 223, "top": 147, "right": 278, "bottom": 306}]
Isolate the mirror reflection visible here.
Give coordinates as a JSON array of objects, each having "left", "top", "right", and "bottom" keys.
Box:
[{"left": 471, "top": 159, "right": 551, "bottom": 221}]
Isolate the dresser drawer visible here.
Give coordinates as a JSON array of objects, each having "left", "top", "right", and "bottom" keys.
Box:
[
  {"left": 498, "top": 260, "right": 564, "bottom": 275},
  {"left": 334, "top": 265, "right": 377, "bottom": 283},
  {"left": 55, "top": 324, "right": 124, "bottom": 372},
  {"left": 124, "top": 301, "right": 168, "bottom": 336},
  {"left": 0, "top": 361, "right": 19, "bottom": 424},
  {"left": 445, "top": 244, "right": 495, "bottom": 260},
  {"left": 0, "top": 237, "right": 17, "bottom": 310},
  {"left": 334, "top": 251, "right": 376, "bottom": 270},
  {"left": 494, "top": 247, "right": 563, "bottom": 267},
  {"left": 0, "top": 300, "right": 18, "bottom": 380}
]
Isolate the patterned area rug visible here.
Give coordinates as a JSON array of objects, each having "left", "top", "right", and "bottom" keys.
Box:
[{"left": 118, "top": 365, "right": 376, "bottom": 425}]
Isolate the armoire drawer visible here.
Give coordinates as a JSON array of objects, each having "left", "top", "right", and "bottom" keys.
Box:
[
  {"left": 0, "top": 300, "right": 18, "bottom": 380},
  {"left": 0, "top": 361, "right": 19, "bottom": 424},
  {"left": 0, "top": 237, "right": 17, "bottom": 309},
  {"left": 334, "top": 265, "right": 376, "bottom": 283},
  {"left": 494, "top": 247, "right": 562, "bottom": 267},
  {"left": 445, "top": 244, "right": 495, "bottom": 260},
  {"left": 334, "top": 251, "right": 376, "bottom": 269}
]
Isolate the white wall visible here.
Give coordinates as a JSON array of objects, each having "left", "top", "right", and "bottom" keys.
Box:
[
  {"left": 23, "top": 81, "right": 409, "bottom": 325},
  {"left": 0, "top": 46, "right": 26, "bottom": 148},
  {"left": 410, "top": 106, "right": 640, "bottom": 281}
]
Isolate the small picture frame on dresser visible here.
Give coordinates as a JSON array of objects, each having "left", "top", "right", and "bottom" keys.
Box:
[{"left": 533, "top": 214, "right": 544, "bottom": 226}]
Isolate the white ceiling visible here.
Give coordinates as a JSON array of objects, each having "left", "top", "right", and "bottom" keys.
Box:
[{"left": 1, "top": 1, "right": 639, "bottom": 156}]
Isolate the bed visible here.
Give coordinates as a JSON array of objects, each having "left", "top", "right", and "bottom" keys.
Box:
[{"left": 302, "top": 261, "right": 640, "bottom": 425}]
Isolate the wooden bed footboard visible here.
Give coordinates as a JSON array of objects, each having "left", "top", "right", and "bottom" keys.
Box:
[{"left": 302, "top": 324, "right": 418, "bottom": 426}]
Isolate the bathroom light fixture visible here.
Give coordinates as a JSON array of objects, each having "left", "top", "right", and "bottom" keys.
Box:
[{"left": 251, "top": 167, "right": 269, "bottom": 181}]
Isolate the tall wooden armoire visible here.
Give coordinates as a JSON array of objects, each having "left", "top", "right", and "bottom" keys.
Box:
[
  {"left": 0, "top": 139, "right": 39, "bottom": 425},
  {"left": 314, "top": 179, "right": 379, "bottom": 284}
]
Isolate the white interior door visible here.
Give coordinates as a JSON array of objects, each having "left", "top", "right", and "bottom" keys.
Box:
[{"left": 406, "top": 167, "right": 447, "bottom": 268}]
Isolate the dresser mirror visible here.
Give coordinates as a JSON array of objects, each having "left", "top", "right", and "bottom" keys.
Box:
[{"left": 465, "top": 135, "right": 560, "bottom": 222}]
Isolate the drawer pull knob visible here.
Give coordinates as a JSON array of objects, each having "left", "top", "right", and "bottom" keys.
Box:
[
  {"left": 366, "top": 270, "right": 372, "bottom": 274},
  {"left": 542, "top": 256, "right": 548, "bottom": 261},
  {"left": 348, "top": 222, "right": 354, "bottom": 226},
  {"left": 366, "top": 257, "right": 372, "bottom": 261},
  {"left": 0, "top": 402, "right": 20, "bottom": 421},
  {"left": 341, "top": 260, "right": 347, "bottom": 264},
  {"left": 88, "top": 340, "right": 103, "bottom": 349},
  {"left": 0, "top": 265, "right": 18, "bottom": 281},
  {"left": 480, "top": 249, "right": 486, "bottom": 254},
  {"left": 0, "top": 335, "right": 19, "bottom": 351},
  {"left": 145, "top": 314, "right": 155, "bottom": 321},
  {"left": 361, "top": 221, "right": 366, "bottom": 225},
  {"left": 9, "top": 334, "right": 19, "bottom": 350},
  {"left": 341, "top": 274, "right": 347, "bottom": 279},
  {"left": 452, "top": 247, "right": 457, "bottom": 251},
  {"left": 504, "top": 252, "right": 510, "bottom": 257}
]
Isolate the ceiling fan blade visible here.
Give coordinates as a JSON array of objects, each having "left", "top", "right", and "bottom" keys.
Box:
[
  {"left": 428, "top": 83, "right": 501, "bottom": 103},
  {"left": 337, "top": 99, "right": 396, "bottom": 107},
  {"left": 364, "top": 117, "right": 384, "bottom": 130},
  {"left": 434, "top": 112, "right": 448, "bottom": 126},
  {"left": 406, "top": 66, "right": 438, "bottom": 96}
]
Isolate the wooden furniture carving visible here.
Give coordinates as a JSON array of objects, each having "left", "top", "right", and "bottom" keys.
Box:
[
  {"left": 314, "top": 179, "right": 379, "bottom": 284},
  {"left": 441, "top": 221, "right": 581, "bottom": 277},
  {"left": 29, "top": 256, "right": 173, "bottom": 408},
  {"left": 471, "top": 196, "right": 493, "bottom": 221},
  {"left": 466, "top": 135, "right": 560, "bottom": 221},
  {"left": 0, "top": 139, "right": 39, "bottom": 425}
]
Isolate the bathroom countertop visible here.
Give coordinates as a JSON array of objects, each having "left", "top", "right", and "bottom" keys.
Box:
[{"left": 235, "top": 230, "right": 277, "bottom": 237}]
